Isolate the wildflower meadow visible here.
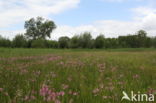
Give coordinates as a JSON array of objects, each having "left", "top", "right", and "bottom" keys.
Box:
[{"left": 0, "top": 48, "right": 156, "bottom": 103}]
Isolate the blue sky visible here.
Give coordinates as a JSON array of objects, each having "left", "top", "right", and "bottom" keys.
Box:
[
  {"left": 0, "top": 0, "right": 156, "bottom": 39},
  {"left": 53, "top": 0, "right": 146, "bottom": 26}
]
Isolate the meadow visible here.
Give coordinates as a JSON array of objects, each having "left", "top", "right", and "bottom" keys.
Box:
[{"left": 0, "top": 48, "right": 156, "bottom": 103}]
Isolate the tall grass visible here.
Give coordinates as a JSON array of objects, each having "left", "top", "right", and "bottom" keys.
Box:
[{"left": 0, "top": 48, "right": 156, "bottom": 103}]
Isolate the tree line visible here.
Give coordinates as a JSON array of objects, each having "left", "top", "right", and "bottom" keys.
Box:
[{"left": 0, "top": 17, "right": 156, "bottom": 48}]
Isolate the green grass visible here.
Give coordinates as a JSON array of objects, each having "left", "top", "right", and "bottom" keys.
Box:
[{"left": 0, "top": 48, "right": 156, "bottom": 103}]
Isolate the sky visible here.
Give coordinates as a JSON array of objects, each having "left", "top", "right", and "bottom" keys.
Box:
[{"left": 0, "top": 0, "right": 156, "bottom": 40}]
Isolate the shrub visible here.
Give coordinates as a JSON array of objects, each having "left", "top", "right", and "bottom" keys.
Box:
[
  {"left": 79, "top": 32, "right": 93, "bottom": 48},
  {"left": 12, "top": 34, "right": 27, "bottom": 48},
  {"left": 0, "top": 36, "right": 11, "bottom": 47},
  {"left": 45, "top": 40, "right": 59, "bottom": 48},
  {"left": 69, "top": 35, "right": 80, "bottom": 48},
  {"left": 95, "top": 35, "right": 105, "bottom": 48},
  {"left": 151, "top": 37, "right": 156, "bottom": 48},
  {"left": 58, "top": 36, "right": 70, "bottom": 48},
  {"left": 31, "top": 38, "right": 46, "bottom": 48}
]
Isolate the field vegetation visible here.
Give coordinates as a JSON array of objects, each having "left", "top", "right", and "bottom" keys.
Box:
[{"left": 0, "top": 48, "right": 156, "bottom": 103}]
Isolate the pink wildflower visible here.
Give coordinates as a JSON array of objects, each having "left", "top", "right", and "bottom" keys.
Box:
[
  {"left": 0, "top": 88, "right": 3, "bottom": 92},
  {"left": 73, "top": 92, "right": 78, "bottom": 96},
  {"left": 133, "top": 74, "right": 139, "bottom": 79},
  {"left": 62, "top": 84, "right": 69, "bottom": 90},
  {"left": 92, "top": 88, "right": 100, "bottom": 94}
]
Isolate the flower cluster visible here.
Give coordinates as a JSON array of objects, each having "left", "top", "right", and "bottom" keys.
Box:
[{"left": 40, "top": 84, "right": 65, "bottom": 103}]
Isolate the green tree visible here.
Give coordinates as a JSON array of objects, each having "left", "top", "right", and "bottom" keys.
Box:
[
  {"left": 0, "top": 35, "right": 11, "bottom": 47},
  {"left": 104, "top": 38, "right": 118, "bottom": 48},
  {"left": 12, "top": 34, "right": 27, "bottom": 48},
  {"left": 119, "top": 35, "right": 140, "bottom": 48},
  {"left": 58, "top": 36, "right": 70, "bottom": 48},
  {"left": 151, "top": 37, "right": 156, "bottom": 48},
  {"left": 45, "top": 40, "right": 58, "bottom": 48},
  {"left": 31, "top": 38, "right": 46, "bottom": 48},
  {"left": 144, "top": 37, "right": 151, "bottom": 48},
  {"left": 137, "top": 30, "right": 147, "bottom": 38},
  {"left": 69, "top": 35, "right": 80, "bottom": 48},
  {"left": 137, "top": 30, "right": 147, "bottom": 47},
  {"left": 79, "top": 32, "right": 93, "bottom": 48},
  {"left": 24, "top": 17, "right": 56, "bottom": 40},
  {"left": 95, "top": 34, "right": 105, "bottom": 48}
]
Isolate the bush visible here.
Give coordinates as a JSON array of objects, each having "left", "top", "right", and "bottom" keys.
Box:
[
  {"left": 69, "top": 35, "right": 80, "bottom": 48},
  {"left": 12, "top": 34, "right": 27, "bottom": 48},
  {"left": 58, "top": 36, "right": 70, "bottom": 48},
  {"left": 79, "top": 32, "right": 93, "bottom": 48},
  {"left": 95, "top": 35, "right": 105, "bottom": 48},
  {"left": 31, "top": 38, "right": 46, "bottom": 48},
  {"left": 45, "top": 40, "right": 58, "bottom": 48},
  {"left": 151, "top": 37, "right": 156, "bottom": 48},
  {"left": 104, "top": 38, "right": 119, "bottom": 48},
  {"left": 0, "top": 36, "right": 11, "bottom": 47}
]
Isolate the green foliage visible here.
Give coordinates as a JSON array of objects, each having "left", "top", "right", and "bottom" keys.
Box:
[
  {"left": 0, "top": 48, "right": 156, "bottom": 103},
  {"left": 45, "top": 40, "right": 58, "bottom": 48},
  {"left": 1, "top": 28, "right": 156, "bottom": 48},
  {"left": 144, "top": 37, "right": 152, "bottom": 48},
  {"left": 118, "top": 30, "right": 151, "bottom": 48},
  {"left": 104, "top": 38, "right": 118, "bottom": 48},
  {"left": 12, "top": 34, "right": 27, "bottom": 48},
  {"left": 69, "top": 35, "right": 80, "bottom": 48},
  {"left": 136, "top": 30, "right": 148, "bottom": 47},
  {"left": 137, "top": 30, "right": 147, "bottom": 38},
  {"left": 151, "top": 37, "right": 156, "bottom": 48},
  {"left": 31, "top": 38, "right": 46, "bottom": 48},
  {"left": 118, "top": 35, "right": 139, "bottom": 48},
  {"left": 95, "top": 35, "right": 105, "bottom": 48},
  {"left": 58, "top": 36, "right": 70, "bottom": 48},
  {"left": 0, "top": 35, "right": 11, "bottom": 47},
  {"left": 24, "top": 17, "right": 56, "bottom": 40},
  {"left": 79, "top": 32, "right": 93, "bottom": 48}
]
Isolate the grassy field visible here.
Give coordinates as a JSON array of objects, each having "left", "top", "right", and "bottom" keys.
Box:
[{"left": 0, "top": 48, "right": 156, "bottom": 103}]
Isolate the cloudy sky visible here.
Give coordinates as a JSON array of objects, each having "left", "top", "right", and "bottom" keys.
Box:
[{"left": 0, "top": 0, "right": 156, "bottom": 40}]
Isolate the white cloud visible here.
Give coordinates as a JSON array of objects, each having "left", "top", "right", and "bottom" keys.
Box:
[
  {"left": 0, "top": 0, "right": 80, "bottom": 28},
  {"left": 1, "top": 1, "right": 156, "bottom": 40},
  {"left": 132, "top": 7, "right": 156, "bottom": 17},
  {"left": 52, "top": 7, "right": 156, "bottom": 40},
  {"left": 132, "top": 7, "right": 156, "bottom": 31},
  {"left": 2, "top": 6, "right": 156, "bottom": 40},
  {"left": 51, "top": 0, "right": 156, "bottom": 40},
  {"left": 52, "top": 21, "right": 140, "bottom": 40}
]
